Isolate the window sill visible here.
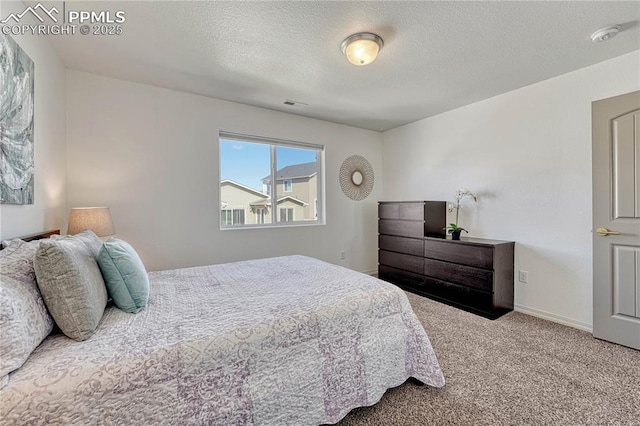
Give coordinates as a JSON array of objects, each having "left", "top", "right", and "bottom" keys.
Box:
[{"left": 220, "top": 221, "right": 326, "bottom": 231}]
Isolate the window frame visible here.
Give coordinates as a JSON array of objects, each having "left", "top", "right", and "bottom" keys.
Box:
[
  {"left": 221, "top": 209, "right": 232, "bottom": 226},
  {"left": 283, "top": 179, "right": 293, "bottom": 192},
  {"left": 279, "top": 207, "right": 294, "bottom": 222},
  {"left": 221, "top": 208, "right": 245, "bottom": 226},
  {"left": 219, "top": 131, "right": 325, "bottom": 230},
  {"left": 256, "top": 208, "right": 266, "bottom": 224}
]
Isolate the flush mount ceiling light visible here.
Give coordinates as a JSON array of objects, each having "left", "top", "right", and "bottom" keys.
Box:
[
  {"left": 340, "top": 32, "right": 384, "bottom": 66},
  {"left": 591, "top": 26, "right": 620, "bottom": 43}
]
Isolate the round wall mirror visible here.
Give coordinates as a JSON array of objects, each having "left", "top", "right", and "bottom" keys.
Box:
[
  {"left": 339, "top": 155, "right": 374, "bottom": 201},
  {"left": 351, "top": 170, "right": 363, "bottom": 186}
]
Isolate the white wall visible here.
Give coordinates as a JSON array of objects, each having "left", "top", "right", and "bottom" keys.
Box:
[
  {"left": 66, "top": 70, "right": 383, "bottom": 273},
  {"left": 382, "top": 50, "right": 640, "bottom": 331},
  {"left": 0, "top": 1, "right": 67, "bottom": 240}
]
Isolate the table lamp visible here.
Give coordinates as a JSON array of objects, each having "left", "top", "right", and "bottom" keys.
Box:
[{"left": 67, "top": 207, "right": 115, "bottom": 240}]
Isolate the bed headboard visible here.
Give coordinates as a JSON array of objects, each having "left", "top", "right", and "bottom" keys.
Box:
[{"left": 0, "top": 230, "right": 60, "bottom": 249}]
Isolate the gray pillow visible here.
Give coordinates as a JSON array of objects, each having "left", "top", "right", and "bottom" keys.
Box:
[
  {"left": 1, "top": 238, "right": 23, "bottom": 249},
  {"left": 52, "top": 229, "right": 103, "bottom": 258},
  {"left": 0, "top": 240, "right": 54, "bottom": 388},
  {"left": 34, "top": 235, "right": 108, "bottom": 341},
  {"left": 0, "top": 238, "right": 40, "bottom": 255}
]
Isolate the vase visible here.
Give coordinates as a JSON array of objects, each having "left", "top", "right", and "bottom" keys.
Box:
[{"left": 451, "top": 230, "right": 462, "bottom": 240}]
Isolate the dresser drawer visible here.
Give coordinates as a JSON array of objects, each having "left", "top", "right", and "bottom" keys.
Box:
[
  {"left": 379, "top": 235, "right": 424, "bottom": 256},
  {"left": 379, "top": 265, "right": 425, "bottom": 291},
  {"left": 425, "top": 239, "right": 494, "bottom": 269},
  {"left": 379, "top": 250, "right": 424, "bottom": 275},
  {"left": 379, "top": 203, "right": 424, "bottom": 220},
  {"left": 379, "top": 219, "right": 424, "bottom": 238},
  {"left": 424, "top": 258, "right": 493, "bottom": 291},
  {"left": 422, "top": 276, "right": 495, "bottom": 315}
]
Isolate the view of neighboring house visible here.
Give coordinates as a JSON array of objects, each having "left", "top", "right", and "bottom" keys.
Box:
[
  {"left": 221, "top": 161, "right": 317, "bottom": 225},
  {"left": 220, "top": 180, "right": 269, "bottom": 225},
  {"left": 262, "top": 162, "right": 318, "bottom": 222}
]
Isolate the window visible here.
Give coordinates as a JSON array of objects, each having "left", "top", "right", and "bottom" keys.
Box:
[
  {"left": 219, "top": 131, "right": 324, "bottom": 229},
  {"left": 256, "top": 208, "right": 266, "bottom": 224},
  {"left": 280, "top": 208, "right": 294, "bottom": 222},
  {"left": 221, "top": 209, "right": 245, "bottom": 225}
]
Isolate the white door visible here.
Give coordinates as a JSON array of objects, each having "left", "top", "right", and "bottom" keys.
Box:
[{"left": 592, "top": 90, "right": 640, "bottom": 350}]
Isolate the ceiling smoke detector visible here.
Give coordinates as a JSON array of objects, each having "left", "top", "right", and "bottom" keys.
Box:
[{"left": 591, "top": 26, "right": 620, "bottom": 43}]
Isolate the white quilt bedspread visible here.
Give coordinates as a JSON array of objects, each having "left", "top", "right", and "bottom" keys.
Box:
[{"left": 1, "top": 255, "right": 444, "bottom": 425}]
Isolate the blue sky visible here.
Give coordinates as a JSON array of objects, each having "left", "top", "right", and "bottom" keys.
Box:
[{"left": 220, "top": 140, "right": 317, "bottom": 191}]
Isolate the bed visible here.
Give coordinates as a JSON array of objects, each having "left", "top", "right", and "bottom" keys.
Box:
[{"left": 0, "top": 231, "right": 445, "bottom": 425}]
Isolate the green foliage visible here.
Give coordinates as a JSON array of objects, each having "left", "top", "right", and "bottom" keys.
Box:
[{"left": 444, "top": 223, "right": 468, "bottom": 234}]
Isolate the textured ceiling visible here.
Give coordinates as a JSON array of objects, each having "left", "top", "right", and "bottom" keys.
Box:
[{"left": 22, "top": 1, "right": 640, "bottom": 131}]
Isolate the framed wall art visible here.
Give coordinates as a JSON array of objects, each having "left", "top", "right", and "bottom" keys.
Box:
[{"left": 1, "top": 34, "right": 35, "bottom": 205}]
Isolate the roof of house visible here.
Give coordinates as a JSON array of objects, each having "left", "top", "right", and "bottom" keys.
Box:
[
  {"left": 250, "top": 195, "right": 308, "bottom": 207},
  {"left": 262, "top": 161, "right": 316, "bottom": 182},
  {"left": 220, "top": 179, "right": 268, "bottom": 198}
]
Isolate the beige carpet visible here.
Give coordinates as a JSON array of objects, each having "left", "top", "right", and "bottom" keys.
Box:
[{"left": 338, "top": 292, "right": 640, "bottom": 425}]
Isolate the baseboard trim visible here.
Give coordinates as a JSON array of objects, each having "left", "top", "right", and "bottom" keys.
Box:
[
  {"left": 361, "top": 269, "right": 378, "bottom": 277},
  {"left": 514, "top": 304, "right": 593, "bottom": 333}
]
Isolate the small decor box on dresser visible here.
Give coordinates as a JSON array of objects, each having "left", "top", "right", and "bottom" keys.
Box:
[{"left": 378, "top": 201, "right": 515, "bottom": 320}]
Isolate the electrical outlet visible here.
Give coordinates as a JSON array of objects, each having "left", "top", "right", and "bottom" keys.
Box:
[
  {"left": 518, "top": 270, "right": 528, "bottom": 283},
  {"left": 340, "top": 250, "right": 346, "bottom": 260}
]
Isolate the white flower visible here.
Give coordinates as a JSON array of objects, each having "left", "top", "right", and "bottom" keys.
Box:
[
  {"left": 449, "top": 188, "right": 477, "bottom": 228},
  {"left": 455, "top": 188, "right": 477, "bottom": 201}
]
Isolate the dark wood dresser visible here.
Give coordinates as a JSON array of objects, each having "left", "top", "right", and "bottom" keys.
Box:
[{"left": 378, "top": 201, "right": 515, "bottom": 319}]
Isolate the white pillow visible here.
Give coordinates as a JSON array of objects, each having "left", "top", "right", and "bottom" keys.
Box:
[{"left": 0, "top": 241, "right": 54, "bottom": 388}]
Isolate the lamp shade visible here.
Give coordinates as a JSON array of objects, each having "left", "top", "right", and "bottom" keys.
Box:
[{"left": 67, "top": 207, "right": 115, "bottom": 237}]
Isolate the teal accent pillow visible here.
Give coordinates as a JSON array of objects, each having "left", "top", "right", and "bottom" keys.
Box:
[{"left": 97, "top": 238, "right": 149, "bottom": 314}]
